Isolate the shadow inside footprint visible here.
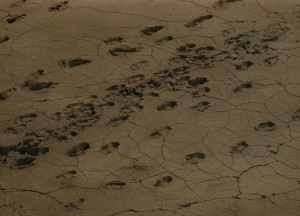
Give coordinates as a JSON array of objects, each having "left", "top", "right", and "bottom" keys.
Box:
[
  {"left": 156, "top": 36, "right": 174, "bottom": 45},
  {"left": 240, "top": 82, "right": 252, "bottom": 89},
  {"left": 147, "top": 79, "right": 161, "bottom": 88},
  {"left": 104, "top": 37, "right": 123, "bottom": 44},
  {"left": 108, "top": 115, "right": 129, "bottom": 126},
  {"left": 261, "top": 36, "right": 278, "bottom": 43},
  {"left": 185, "top": 15, "right": 213, "bottom": 28},
  {"left": 109, "top": 46, "right": 139, "bottom": 56},
  {"left": 106, "top": 180, "right": 126, "bottom": 189},
  {"left": 130, "top": 60, "right": 149, "bottom": 70},
  {"left": 177, "top": 43, "right": 196, "bottom": 52},
  {"left": 64, "top": 202, "right": 78, "bottom": 210},
  {"left": 231, "top": 141, "right": 248, "bottom": 154},
  {"left": 99, "top": 101, "right": 115, "bottom": 108},
  {"left": 7, "top": 14, "right": 26, "bottom": 24},
  {"left": 24, "top": 80, "right": 54, "bottom": 90},
  {"left": 4, "top": 127, "right": 18, "bottom": 134},
  {"left": 235, "top": 61, "right": 253, "bottom": 70},
  {"left": 1, "top": 140, "right": 49, "bottom": 157},
  {"left": 49, "top": 1, "right": 69, "bottom": 11},
  {"left": 191, "top": 87, "right": 211, "bottom": 98},
  {"left": 292, "top": 109, "right": 300, "bottom": 120},
  {"left": 188, "top": 77, "right": 208, "bottom": 87},
  {"left": 101, "top": 142, "right": 120, "bottom": 154},
  {"left": 16, "top": 157, "right": 35, "bottom": 168},
  {"left": 263, "top": 56, "right": 279, "bottom": 66},
  {"left": 141, "top": 26, "right": 164, "bottom": 35},
  {"left": 60, "top": 58, "right": 92, "bottom": 68},
  {"left": 190, "top": 101, "right": 210, "bottom": 112},
  {"left": 195, "top": 45, "right": 215, "bottom": 53},
  {"left": 67, "top": 142, "right": 90, "bottom": 157},
  {"left": 0, "top": 36, "right": 9, "bottom": 44},
  {"left": 154, "top": 176, "right": 173, "bottom": 187},
  {"left": 56, "top": 170, "right": 77, "bottom": 179},
  {"left": 15, "top": 113, "right": 37, "bottom": 123},
  {"left": 214, "top": 0, "right": 240, "bottom": 8},
  {"left": 255, "top": 121, "right": 277, "bottom": 131},
  {"left": 0, "top": 146, "right": 14, "bottom": 156},
  {"left": 173, "top": 65, "right": 190, "bottom": 75},
  {"left": 126, "top": 74, "right": 145, "bottom": 83},
  {"left": 0, "top": 88, "right": 15, "bottom": 101},
  {"left": 153, "top": 69, "right": 172, "bottom": 79},
  {"left": 185, "top": 152, "right": 205, "bottom": 164},
  {"left": 157, "top": 101, "right": 177, "bottom": 111},
  {"left": 0, "top": 92, "right": 8, "bottom": 101},
  {"left": 150, "top": 126, "right": 172, "bottom": 138},
  {"left": 233, "top": 82, "right": 252, "bottom": 93}
]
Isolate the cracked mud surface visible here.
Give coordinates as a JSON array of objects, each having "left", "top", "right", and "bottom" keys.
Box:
[{"left": 0, "top": 0, "right": 300, "bottom": 215}]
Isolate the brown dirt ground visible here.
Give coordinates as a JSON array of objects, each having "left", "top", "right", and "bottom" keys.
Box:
[{"left": 0, "top": 0, "right": 300, "bottom": 215}]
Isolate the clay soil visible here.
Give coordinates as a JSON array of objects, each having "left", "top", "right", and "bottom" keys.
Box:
[{"left": 0, "top": 0, "right": 300, "bottom": 215}]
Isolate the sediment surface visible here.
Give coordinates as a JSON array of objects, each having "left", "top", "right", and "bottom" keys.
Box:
[{"left": 0, "top": 0, "right": 300, "bottom": 215}]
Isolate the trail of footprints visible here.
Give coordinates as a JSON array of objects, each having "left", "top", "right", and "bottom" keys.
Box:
[{"left": 0, "top": 0, "right": 299, "bottom": 194}]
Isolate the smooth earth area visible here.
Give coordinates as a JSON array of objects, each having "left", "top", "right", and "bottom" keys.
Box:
[{"left": 0, "top": 0, "right": 300, "bottom": 215}]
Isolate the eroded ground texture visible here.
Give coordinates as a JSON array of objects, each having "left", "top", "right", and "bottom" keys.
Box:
[{"left": 0, "top": 0, "right": 300, "bottom": 215}]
